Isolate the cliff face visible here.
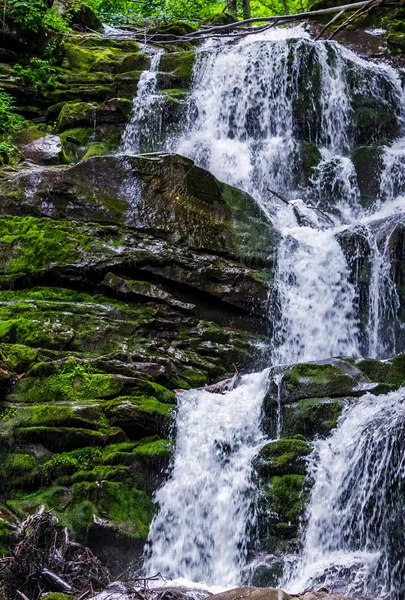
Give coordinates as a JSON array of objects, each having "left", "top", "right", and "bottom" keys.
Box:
[{"left": 1, "top": 12, "right": 405, "bottom": 596}]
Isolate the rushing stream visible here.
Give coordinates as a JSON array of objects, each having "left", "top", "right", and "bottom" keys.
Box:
[{"left": 122, "top": 25, "right": 405, "bottom": 599}]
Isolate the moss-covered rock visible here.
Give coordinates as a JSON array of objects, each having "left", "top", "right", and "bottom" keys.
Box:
[
  {"left": 67, "top": 3, "right": 102, "bottom": 32},
  {"left": 356, "top": 354, "right": 405, "bottom": 387},
  {"left": 56, "top": 101, "right": 98, "bottom": 131},
  {"left": 352, "top": 145, "right": 383, "bottom": 206},
  {"left": 0, "top": 153, "right": 276, "bottom": 270},
  {"left": 255, "top": 436, "right": 310, "bottom": 476},
  {"left": 0, "top": 143, "right": 24, "bottom": 166},
  {"left": 283, "top": 396, "right": 344, "bottom": 438},
  {"left": 158, "top": 51, "right": 196, "bottom": 89},
  {"left": 283, "top": 361, "right": 362, "bottom": 401}
]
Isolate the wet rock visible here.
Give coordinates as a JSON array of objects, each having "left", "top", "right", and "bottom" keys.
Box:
[
  {"left": 20, "top": 134, "right": 63, "bottom": 165},
  {"left": 351, "top": 145, "right": 383, "bottom": 206},
  {"left": 337, "top": 213, "right": 405, "bottom": 355},
  {"left": 254, "top": 435, "right": 311, "bottom": 477},
  {"left": 0, "top": 153, "right": 276, "bottom": 267},
  {"left": 56, "top": 101, "right": 98, "bottom": 131},
  {"left": 208, "top": 587, "right": 292, "bottom": 600}
]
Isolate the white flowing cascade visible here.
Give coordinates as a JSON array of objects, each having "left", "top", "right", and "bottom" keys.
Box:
[
  {"left": 284, "top": 387, "right": 405, "bottom": 598},
  {"left": 170, "top": 27, "right": 404, "bottom": 363},
  {"left": 120, "top": 26, "right": 405, "bottom": 592},
  {"left": 144, "top": 371, "right": 270, "bottom": 586},
  {"left": 120, "top": 50, "right": 163, "bottom": 153}
]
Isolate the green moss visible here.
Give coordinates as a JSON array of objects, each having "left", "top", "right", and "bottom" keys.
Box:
[
  {"left": 0, "top": 143, "right": 24, "bottom": 166},
  {"left": 179, "top": 366, "right": 208, "bottom": 388},
  {"left": 286, "top": 363, "right": 354, "bottom": 399},
  {"left": 43, "top": 594, "right": 76, "bottom": 600},
  {"left": 352, "top": 145, "right": 383, "bottom": 206},
  {"left": 283, "top": 396, "right": 343, "bottom": 438},
  {"left": 160, "top": 88, "right": 189, "bottom": 100},
  {"left": 356, "top": 355, "right": 405, "bottom": 387},
  {"left": 256, "top": 436, "right": 310, "bottom": 476},
  {"left": 0, "top": 344, "right": 38, "bottom": 372},
  {"left": 56, "top": 101, "right": 98, "bottom": 132},
  {"left": 5, "top": 453, "right": 37, "bottom": 472},
  {"left": 159, "top": 51, "right": 195, "bottom": 87},
  {"left": 147, "top": 382, "right": 176, "bottom": 404},
  {"left": 0, "top": 216, "right": 86, "bottom": 277},
  {"left": 11, "top": 370, "right": 127, "bottom": 404},
  {"left": 104, "top": 395, "right": 174, "bottom": 419},
  {"left": 132, "top": 437, "right": 172, "bottom": 459},
  {"left": 221, "top": 183, "right": 275, "bottom": 266},
  {"left": 83, "top": 141, "right": 108, "bottom": 159},
  {"left": 42, "top": 447, "right": 102, "bottom": 479},
  {"left": 265, "top": 474, "right": 307, "bottom": 524},
  {"left": 15, "top": 426, "right": 108, "bottom": 451},
  {"left": 295, "top": 141, "right": 322, "bottom": 186}
]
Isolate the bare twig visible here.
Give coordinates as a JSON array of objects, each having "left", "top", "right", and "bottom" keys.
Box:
[{"left": 315, "top": 7, "right": 346, "bottom": 39}]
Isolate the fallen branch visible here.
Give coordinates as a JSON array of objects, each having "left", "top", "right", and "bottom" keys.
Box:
[
  {"left": 267, "top": 187, "right": 290, "bottom": 205},
  {"left": 118, "top": 0, "right": 399, "bottom": 45},
  {"left": 315, "top": 7, "right": 346, "bottom": 39},
  {"left": 328, "top": 0, "right": 382, "bottom": 38}
]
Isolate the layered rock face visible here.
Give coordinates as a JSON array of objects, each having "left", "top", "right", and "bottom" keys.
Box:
[{"left": 0, "top": 151, "right": 273, "bottom": 566}]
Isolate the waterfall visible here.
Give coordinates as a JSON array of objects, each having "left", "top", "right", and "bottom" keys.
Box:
[
  {"left": 284, "top": 387, "right": 405, "bottom": 599},
  {"left": 144, "top": 370, "right": 270, "bottom": 586},
  {"left": 167, "top": 28, "right": 404, "bottom": 362},
  {"left": 119, "top": 25, "right": 405, "bottom": 591},
  {"left": 271, "top": 226, "right": 360, "bottom": 364},
  {"left": 121, "top": 27, "right": 405, "bottom": 362},
  {"left": 120, "top": 50, "right": 163, "bottom": 153}
]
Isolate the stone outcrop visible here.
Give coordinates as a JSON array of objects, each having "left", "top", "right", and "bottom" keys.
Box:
[
  {"left": 0, "top": 151, "right": 272, "bottom": 568},
  {"left": 253, "top": 355, "right": 405, "bottom": 581}
]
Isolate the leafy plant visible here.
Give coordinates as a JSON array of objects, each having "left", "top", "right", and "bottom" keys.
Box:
[
  {"left": 13, "top": 58, "right": 57, "bottom": 92},
  {"left": 43, "top": 7, "right": 71, "bottom": 32},
  {"left": 5, "top": 0, "right": 47, "bottom": 32},
  {"left": 0, "top": 92, "right": 24, "bottom": 135}
]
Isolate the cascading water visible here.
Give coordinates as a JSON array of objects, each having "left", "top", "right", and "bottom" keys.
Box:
[
  {"left": 284, "top": 387, "right": 405, "bottom": 599},
  {"left": 120, "top": 49, "right": 163, "bottom": 153},
  {"left": 144, "top": 371, "right": 270, "bottom": 586},
  {"left": 120, "top": 24, "right": 405, "bottom": 594}
]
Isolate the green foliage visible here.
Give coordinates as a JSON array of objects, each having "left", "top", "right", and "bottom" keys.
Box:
[
  {"left": 13, "top": 58, "right": 57, "bottom": 93},
  {"left": 43, "top": 447, "right": 102, "bottom": 478},
  {"left": 43, "top": 7, "right": 71, "bottom": 32},
  {"left": 0, "top": 141, "right": 23, "bottom": 166},
  {"left": 5, "top": 0, "right": 47, "bottom": 32},
  {"left": 0, "top": 92, "right": 24, "bottom": 135}
]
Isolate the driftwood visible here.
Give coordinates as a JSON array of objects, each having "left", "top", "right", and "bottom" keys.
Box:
[
  {"left": 175, "top": 364, "right": 242, "bottom": 395},
  {"left": 203, "top": 364, "right": 242, "bottom": 394},
  {"left": 0, "top": 511, "right": 110, "bottom": 600},
  {"left": 108, "top": 0, "right": 400, "bottom": 45}
]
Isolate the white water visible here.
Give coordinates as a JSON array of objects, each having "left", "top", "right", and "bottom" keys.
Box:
[
  {"left": 168, "top": 28, "right": 404, "bottom": 363},
  {"left": 284, "top": 387, "right": 405, "bottom": 598},
  {"left": 120, "top": 25, "right": 405, "bottom": 594},
  {"left": 120, "top": 50, "right": 163, "bottom": 153},
  {"left": 144, "top": 370, "right": 270, "bottom": 586}
]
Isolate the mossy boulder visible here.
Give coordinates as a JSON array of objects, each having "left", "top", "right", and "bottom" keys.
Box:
[
  {"left": 351, "top": 145, "right": 383, "bottom": 206},
  {"left": 67, "top": 2, "right": 102, "bottom": 31},
  {"left": 355, "top": 354, "right": 405, "bottom": 387},
  {"left": 282, "top": 396, "right": 344, "bottom": 438},
  {"left": 350, "top": 99, "right": 400, "bottom": 145},
  {"left": 158, "top": 51, "right": 196, "bottom": 89},
  {"left": 282, "top": 361, "right": 365, "bottom": 401},
  {"left": 294, "top": 141, "right": 322, "bottom": 187},
  {"left": 56, "top": 101, "right": 98, "bottom": 131},
  {"left": 0, "top": 154, "right": 275, "bottom": 269},
  {"left": 254, "top": 436, "right": 310, "bottom": 476}
]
